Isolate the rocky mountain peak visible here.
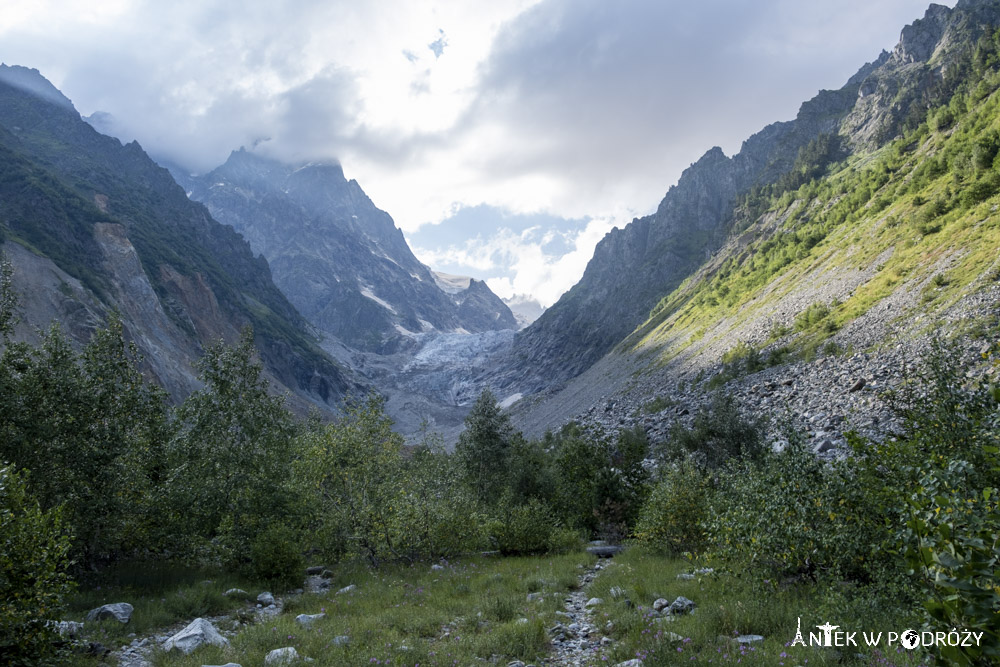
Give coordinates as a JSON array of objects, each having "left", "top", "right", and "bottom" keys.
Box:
[
  {"left": 894, "top": 3, "right": 953, "bottom": 64},
  {"left": 0, "top": 64, "right": 75, "bottom": 110}
]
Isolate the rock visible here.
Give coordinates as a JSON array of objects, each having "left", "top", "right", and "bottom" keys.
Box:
[
  {"left": 668, "top": 596, "right": 696, "bottom": 615},
  {"left": 53, "top": 620, "right": 84, "bottom": 637},
  {"left": 264, "top": 647, "right": 301, "bottom": 665},
  {"left": 331, "top": 636, "right": 350, "bottom": 645},
  {"left": 664, "top": 631, "right": 685, "bottom": 642},
  {"left": 652, "top": 598, "right": 670, "bottom": 612},
  {"left": 224, "top": 588, "right": 250, "bottom": 599},
  {"left": 586, "top": 545, "right": 624, "bottom": 558},
  {"left": 202, "top": 664, "right": 242, "bottom": 667},
  {"left": 507, "top": 662, "right": 527, "bottom": 667},
  {"left": 848, "top": 377, "right": 866, "bottom": 392},
  {"left": 615, "top": 660, "right": 644, "bottom": 667},
  {"left": 694, "top": 567, "right": 714, "bottom": 575},
  {"left": 814, "top": 439, "right": 836, "bottom": 454},
  {"left": 257, "top": 592, "right": 275, "bottom": 606},
  {"left": 162, "top": 618, "right": 229, "bottom": 654},
  {"left": 609, "top": 585, "right": 626, "bottom": 599},
  {"left": 431, "top": 564, "right": 445, "bottom": 571},
  {"left": 305, "top": 565, "right": 325, "bottom": 575},
  {"left": 585, "top": 597, "right": 603, "bottom": 608},
  {"left": 526, "top": 592, "right": 543, "bottom": 602},
  {"left": 676, "top": 573, "right": 695, "bottom": 580},
  {"left": 336, "top": 584, "right": 356, "bottom": 595},
  {"left": 86, "top": 642, "right": 109, "bottom": 657},
  {"left": 295, "top": 613, "right": 325, "bottom": 627},
  {"left": 85, "top": 602, "right": 133, "bottom": 624},
  {"left": 736, "top": 634, "right": 765, "bottom": 644}
]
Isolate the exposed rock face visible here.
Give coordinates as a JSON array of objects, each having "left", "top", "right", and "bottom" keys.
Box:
[
  {"left": 161, "top": 618, "right": 229, "bottom": 654},
  {"left": 185, "top": 150, "right": 517, "bottom": 352},
  {"left": 0, "top": 65, "right": 359, "bottom": 411},
  {"left": 496, "top": 0, "right": 1000, "bottom": 396},
  {"left": 498, "top": 88, "right": 857, "bottom": 393}
]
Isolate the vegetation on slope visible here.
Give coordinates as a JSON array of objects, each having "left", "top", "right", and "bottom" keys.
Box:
[{"left": 628, "top": 29, "right": 1000, "bottom": 368}]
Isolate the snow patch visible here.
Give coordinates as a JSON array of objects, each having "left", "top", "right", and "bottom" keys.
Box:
[
  {"left": 360, "top": 286, "right": 397, "bottom": 314},
  {"left": 499, "top": 393, "right": 523, "bottom": 409}
]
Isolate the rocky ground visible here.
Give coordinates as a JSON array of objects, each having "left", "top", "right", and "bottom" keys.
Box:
[{"left": 512, "top": 281, "right": 999, "bottom": 460}]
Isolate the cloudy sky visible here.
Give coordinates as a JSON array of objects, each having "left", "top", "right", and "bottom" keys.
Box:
[{"left": 1, "top": 0, "right": 950, "bottom": 307}]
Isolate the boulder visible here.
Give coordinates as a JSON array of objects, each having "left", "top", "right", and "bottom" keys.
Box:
[
  {"left": 668, "top": 596, "right": 695, "bottom": 615},
  {"left": 586, "top": 545, "right": 624, "bottom": 558},
  {"left": 295, "top": 613, "right": 325, "bottom": 627},
  {"left": 162, "top": 618, "right": 229, "bottom": 654},
  {"left": 85, "top": 602, "right": 133, "bottom": 624},
  {"left": 53, "top": 620, "right": 84, "bottom": 637},
  {"left": 264, "top": 647, "right": 302, "bottom": 665},
  {"left": 257, "top": 592, "right": 275, "bottom": 606},
  {"left": 585, "top": 597, "right": 603, "bottom": 608},
  {"left": 305, "top": 565, "right": 325, "bottom": 575},
  {"left": 652, "top": 598, "right": 670, "bottom": 612}
]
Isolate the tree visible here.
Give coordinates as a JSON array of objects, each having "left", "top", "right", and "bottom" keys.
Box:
[
  {"left": 169, "top": 327, "right": 298, "bottom": 561},
  {"left": 455, "top": 389, "right": 517, "bottom": 505},
  {"left": 0, "top": 463, "right": 74, "bottom": 666},
  {"left": 298, "top": 393, "right": 407, "bottom": 567}
]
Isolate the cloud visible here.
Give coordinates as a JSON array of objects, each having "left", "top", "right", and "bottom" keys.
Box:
[
  {"left": 428, "top": 29, "right": 448, "bottom": 58},
  {"left": 411, "top": 207, "right": 617, "bottom": 307}
]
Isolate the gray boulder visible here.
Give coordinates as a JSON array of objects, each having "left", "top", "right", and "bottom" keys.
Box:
[
  {"left": 652, "top": 598, "right": 670, "bottom": 612},
  {"left": 264, "top": 647, "right": 302, "bottom": 665},
  {"left": 668, "top": 596, "right": 696, "bottom": 615},
  {"left": 257, "top": 592, "right": 275, "bottom": 606},
  {"left": 295, "top": 613, "right": 325, "bottom": 627},
  {"left": 85, "top": 603, "right": 133, "bottom": 624},
  {"left": 162, "top": 618, "right": 229, "bottom": 654}
]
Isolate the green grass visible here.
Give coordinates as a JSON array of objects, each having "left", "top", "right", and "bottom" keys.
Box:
[
  {"left": 143, "top": 551, "right": 593, "bottom": 667},
  {"left": 64, "top": 561, "right": 263, "bottom": 660},
  {"left": 581, "top": 548, "right": 933, "bottom": 667}
]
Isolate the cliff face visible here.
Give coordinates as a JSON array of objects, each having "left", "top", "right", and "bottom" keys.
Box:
[
  {"left": 0, "top": 65, "right": 360, "bottom": 409},
  {"left": 498, "top": 0, "right": 1000, "bottom": 394},
  {"left": 186, "top": 150, "right": 517, "bottom": 352}
]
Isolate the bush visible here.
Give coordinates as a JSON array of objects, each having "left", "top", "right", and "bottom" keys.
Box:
[
  {"left": 248, "top": 523, "right": 304, "bottom": 588},
  {"left": 0, "top": 464, "right": 74, "bottom": 666},
  {"left": 488, "top": 498, "right": 558, "bottom": 556},
  {"left": 655, "top": 393, "right": 767, "bottom": 470},
  {"left": 635, "top": 458, "right": 710, "bottom": 555}
]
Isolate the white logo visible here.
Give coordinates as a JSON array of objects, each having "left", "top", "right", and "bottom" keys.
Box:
[{"left": 901, "top": 629, "right": 920, "bottom": 650}]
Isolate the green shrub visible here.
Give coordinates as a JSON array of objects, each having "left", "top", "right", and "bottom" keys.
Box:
[
  {"left": 488, "top": 498, "right": 558, "bottom": 556},
  {"left": 655, "top": 393, "right": 767, "bottom": 470},
  {"left": 635, "top": 458, "right": 710, "bottom": 555},
  {"left": 0, "top": 464, "right": 74, "bottom": 666},
  {"left": 248, "top": 523, "right": 304, "bottom": 588}
]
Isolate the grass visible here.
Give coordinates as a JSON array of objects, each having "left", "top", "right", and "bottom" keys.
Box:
[
  {"left": 141, "top": 551, "right": 593, "bottom": 667},
  {"left": 58, "top": 548, "right": 942, "bottom": 666},
  {"left": 580, "top": 548, "right": 933, "bottom": 667}
]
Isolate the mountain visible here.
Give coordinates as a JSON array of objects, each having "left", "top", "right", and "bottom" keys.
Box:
[
  {"left": 506, "top": 0, "right": 1000, "bottom": 438},
  {"left": 498, "top": 0, "right": 1000, "bottom": 396},
  {"left": 0, "top": 65, "right": 359, "bottom": 409},
  {"left": 184, "top": 149, "right": 518, "bottom": 353}
]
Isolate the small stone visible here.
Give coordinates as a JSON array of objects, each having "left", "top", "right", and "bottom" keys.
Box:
[
  {"left": 609, "top": 586, "right": 626, "bottom": 599},
  {"left": 585, "top": 597, "right": 603, "bottom": 608},
  {"left": 431, "top": 564, "right": 445, "bottom": 571},
  {"left": 848, "top": 378, "right": 866, "bottom": 392},
  {"left": 526, "top": 592, "right": 543, "bottom": 602},
  {"left": 224, "top": 588, "right": 250, "bottom": 599},
  {"left": 676, "top": 573, "right": 695, "bottom": 580},
  {"left": 336, "top": 584, "right": 356, "bottom": 595},
  {"left": 305, "top": 565, "right": 325, "bottom": 575},
  {"left": 652, "top": 598, "right": 670, "bottom": 612},
  {"left": 615, "top": 660, "right": 644, "bottom": 667},
  {"left": 331, "top": 636, "right": 350, "bottom": 645},
  {"left": 735, "top": 634, "right": 765, "bottom": 644},
  {"left": 507, "top": 661, "right": 527, "bottom": 667},
  {"left": 202, "top": 664, "right": 243, "bottom": 667},
  {"left": 257, "top": 592, "right": 275, "bottom": 606}
]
